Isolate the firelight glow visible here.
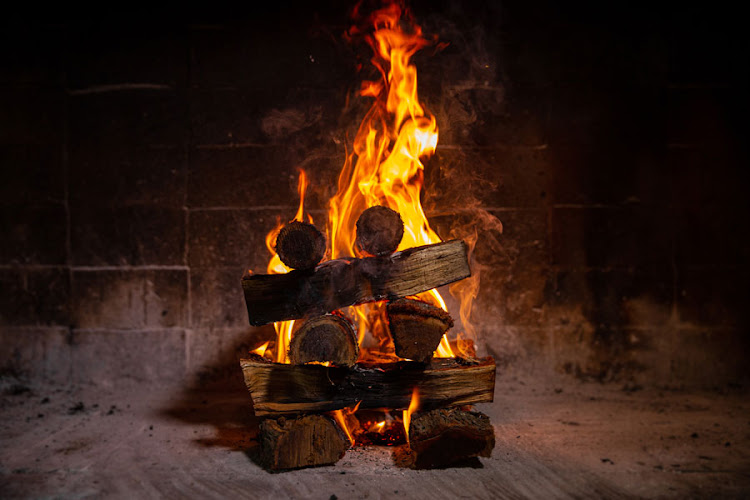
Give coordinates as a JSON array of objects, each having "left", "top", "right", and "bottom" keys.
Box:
[{"left": 403, "top": 387, "right": 420, "bottom": 445}]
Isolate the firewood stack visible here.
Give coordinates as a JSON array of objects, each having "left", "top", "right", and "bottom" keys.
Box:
[{"left": 241, "top": 206, "right": 496, "bottom": 471}]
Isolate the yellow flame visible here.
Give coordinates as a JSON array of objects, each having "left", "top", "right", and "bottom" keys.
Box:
[
  {"left": 403, "top": 387, "right": 419, "bottom": 445},
  {"left": 250, "top": 341, "right": 270, "bottom": 357},
  {"left": 264, "top": 170, "right": 311, "bottom": 363},
  {"left": 332, "top": 410, "right": 355, "bottom": 446},
  {"left": 328, "top": 2, "right": 453, "bottom": 357}
]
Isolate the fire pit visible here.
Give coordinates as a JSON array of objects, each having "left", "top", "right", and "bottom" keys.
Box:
[{"left": 238, "top": 2, "right": 499, "bottom": 471}]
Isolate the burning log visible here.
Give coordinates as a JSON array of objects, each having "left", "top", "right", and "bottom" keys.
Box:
[
  {"left": 394, "top": 408, "right": 495, "bottom": 469},
  {"left": 240, "top": 355, "right": 495, "bottom": 416},
  {"left": 258, "top": 414, "right": 349, "bottom": 470},
  {"left": 355, "top": 205, "right": 404, "bottom": 256},
  {"left": 289, "top": 313, "right": 359, "bottom": 367},
  {"left": 387, "top": 298, "right": 454, "bottom": 363},
  {"left": 275, "top": 220, "right": 326, "bottom": 270},
  {"left": 242, "top": 239, "right": 470, "bottom": 326}
]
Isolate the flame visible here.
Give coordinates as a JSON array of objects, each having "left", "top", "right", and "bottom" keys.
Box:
[
  {"left": 403, "top": 387, "right": 419, "bottom": 445},
  {"left": 332, "top": 410, "right": 355, "bottom": 445},
  {"left": 264, "top": 170, "right": 312, "bottom": 363},
  {"left": 327, "top": 1, "right": 453, "bottom": 358},
  {"left": 250, "top": 341, "right": 270, "bottom": 357}
]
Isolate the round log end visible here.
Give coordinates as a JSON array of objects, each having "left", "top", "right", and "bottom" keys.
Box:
[
  {"left": 387, "top": 298, "right": 454, "bottom": 363},
  {"left": 275, "top": 220, "right": 326, "bottom": 270},
  {"left": 355, "top": 205, "right": 404, "bottom": 256},
  {"left": 289, "top": 313, "right": 359, "bottom": 367}
]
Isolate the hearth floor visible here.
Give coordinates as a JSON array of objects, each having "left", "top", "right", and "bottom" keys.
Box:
[{"left": 1, "top": 374, "right": 748, "bottom": 499}]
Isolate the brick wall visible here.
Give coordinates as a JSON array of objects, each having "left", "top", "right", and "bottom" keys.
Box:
[{"left": 1, "top": 2, "right": 747, "bottom": 388}]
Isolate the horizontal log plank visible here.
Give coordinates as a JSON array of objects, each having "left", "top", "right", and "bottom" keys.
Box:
[
  {"left": 242, "top": 239, "right": 470, "bottom": 326},
  {"left": 240, "top": 355, "right": 495, "bottom": 416}
]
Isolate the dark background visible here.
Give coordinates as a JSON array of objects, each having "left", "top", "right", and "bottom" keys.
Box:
[{"left": 1, "top": 1, "right": 747, "bottom": 389}]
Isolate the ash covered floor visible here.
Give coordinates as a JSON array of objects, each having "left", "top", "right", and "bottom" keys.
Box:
[{"left": 1, "top": 375, "right": 748, "bottom": 499}]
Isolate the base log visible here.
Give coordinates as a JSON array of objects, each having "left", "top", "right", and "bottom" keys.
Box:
[
  {"left": 259, "top": 414, "right": 349, "bottom": 470},
  {"left": 395, "top": 408, "right": 495, "bottom": 469},
  {"left": 240, "top": 355, "right": 495, "bottom": 417}
]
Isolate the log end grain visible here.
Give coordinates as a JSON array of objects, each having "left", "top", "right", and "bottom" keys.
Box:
[
  {"left": 276, "top": 220, "right": 326, "bottom": 270},
  {"left": 394, "top": 408, "right": 495, "bottom": 469},
  {"left": 259, "top": 414, "right": 349, "bottom": 471},
  {"left": 355, "top": 205, "right": 404, "bottom": 256},
  {"left": 289, "top": 313, "right": 359, "bottom": 367},
  {"left": 387, "top": 298, "right": 454, "bottom": 363}
]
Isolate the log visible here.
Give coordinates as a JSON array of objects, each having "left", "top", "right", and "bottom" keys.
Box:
[
  {"left": 240, "top": 354, "right": 495, "bottom": 416},
  {"left": 275, "top": 220, "right": 326, "bottom": 270},
  {"left": 258, "top": 414, "right": 349, "bottom": 470},
  {"left": 394, "top": 408, "right": 495, "bottom": 469},
  {"left": 289, "top": 313, "right": 359, "bottom": 367},
  {"left": 387, "top": 298, "right": 454, "bottom": 363},
  {"left": 355, "top": 205, "right": 404, "bottom": 256},
  {"left": 242, "top": 239, "right": 470, "bottom": 326}
]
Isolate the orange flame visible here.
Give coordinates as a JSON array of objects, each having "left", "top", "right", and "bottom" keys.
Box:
[
  {"left": 264, "top": 170, "right": 312, "bottom": 363},
  {"left": 250, "top": 341, "right": 270, "bottom": 357},
  {"left": 328, "top": 1, "right": 453, "bottom": 357},
  {"left": 332, "top": 410, "right": 355, "bottom": 446},
  {"left": 403, "top": 387, "right": 419, "bottom": 445}
]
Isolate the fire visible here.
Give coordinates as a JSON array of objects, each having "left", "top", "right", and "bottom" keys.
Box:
[
  {"left": 403, "top": 387, "right": 420, "bottom": 445},
  {"left": 265, "top": 170, "right": 313, "bottom": 363},
  {"left": 332, "top": 410, "right": 355, "bottom": 445},
  {"left": 327, "top": 1, "right": 454, "bottom": 357},
  {"left": 250, "top": 341, "right": 270, "bottom": 357}
]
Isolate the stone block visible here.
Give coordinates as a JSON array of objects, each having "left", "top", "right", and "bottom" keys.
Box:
[
  {"left": 0, "top": 268, "right": 70, "bottom": 326},
  {"left": 71, "top": 270, "right": 187, "bottom": 329},
  {"left": 187, "top": 209, "right": 280, "bottom": 270},
  {"left": 0, "top": 326, "right": 71, "bottom": 381},
  {"left": 0, "top": 89, "right": 63, "bottom": 145},
  {"left": 68, "top": 91, "right": 186, "bottom": 152},
  {"left": 69, "top": 328, "right": 186, "bottom": 386},
  {"left": 0, "top": 144, "right": 64, "bottom": 204},
  {"left": 70, "top": 206, "right": 185, "bottom": 266},
  {"left": 69, "top": 145, "right": 185, "bottom": 207},
  {"left": 190, "top": 267, "right": 248, "bottom": 329},
  {"left": 550, "top": 206, "right": 672, "bottom": 269},
  {"left": 0, "top": 204, "right": 67, "bottom": 265},
  {"left": 677, "top": 268, "right": 749, "bottom": 327},
  {"left": 65, "top": 24, "right": 187, "bottom": 90},
  {"left": 427, "top": 146, "right": 549, "bottom": 209}
]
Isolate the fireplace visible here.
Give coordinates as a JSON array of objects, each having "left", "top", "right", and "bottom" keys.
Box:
[{"left": 1, "top": 0, "right": 748, "bottom": 496}]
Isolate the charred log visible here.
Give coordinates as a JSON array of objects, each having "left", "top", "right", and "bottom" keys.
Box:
[
  {"left": 289, "top": 313, "right": 359, "bottom": 367},
  {"left": 387, "top": 298, "right": 454, "bottom": 363},
  {"left": 275, "top": 220, "right": 326, "bottom": 270},
  {"left": 355, "top": 205, "right": 404, "bottom": 256},
  {"left": 258, "top": 414, "right": 349, "bottom": 470},
  {"left": 394, "top": 408, "right": 495, "bottom": 469},
  {"left": 240, "top": 354, "right": 495, "bottom": 417},
  {"left": 242, "top": 239, "right": 470, "bottom": 326}
]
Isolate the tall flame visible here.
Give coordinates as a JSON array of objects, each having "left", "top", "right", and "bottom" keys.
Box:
[
  {"left": 403, "top": 387, "right": 419, "bottom": 445},
  {"left": 265, "top": 170, "right": 312, "bottom": 363},
  {"left": 328, "top": 1, "right": 453, "bottom": 357}
]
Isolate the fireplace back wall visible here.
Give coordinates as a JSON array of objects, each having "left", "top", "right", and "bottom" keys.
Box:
[{"left": 2, "top": 2, "right": 747, "bottom": 389}]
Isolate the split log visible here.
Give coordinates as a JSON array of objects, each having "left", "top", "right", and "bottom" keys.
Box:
[
  {"left": 289, "top": 313, "right": 359, "bottom": 367},
  {"left": 259, "top": 414, "right": 349, "bottom": 470},
  {"left": 240, "top": 354, "right": 495, "bottom": 416},
  {"left": 387, "top": 298, "right": 454, "bottom": 363},
  {"left": 275, "top": 221, "right": 326, "bottom": 270},
  {"left": 394, "top": 408, "right": 495, "bottom": 469},
  {"left": 242, "top": 239, "right": 470, "bottom": 326},
  {"left": 355, "top": 205, "right": 404, "bottom": 256}
]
